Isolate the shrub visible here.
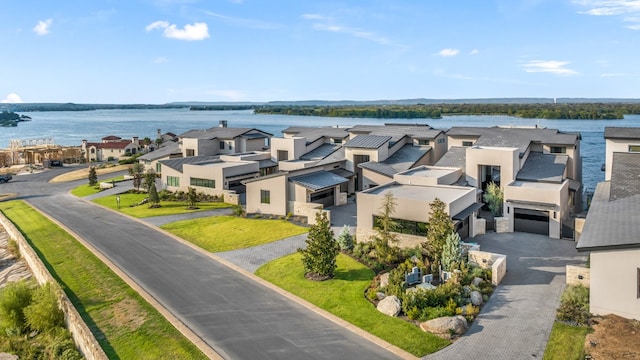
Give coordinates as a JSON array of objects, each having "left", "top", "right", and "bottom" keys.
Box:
[
  {"left": 400, "top": 281, "right": 462, "bottom": 316},
  {"left": 7, "top": 238, "right": 19, "bottom": 258},
  {"left": 441, "top": 231, "right": 462, "bottom": 272},
  {"left": 24, "top": 283, "right": 64, "bottom": 332},
  {"left": 0, "top": 280, "right": 34, "bottom": 335},
  {"left": 556, "top": 285, "right": 590, "bottom": 325},
  {"left": 483, "top": 181, "right": 503, "bottom": 217},
  {"left": 336, "top": 225, "right": 354, "bottom": 251},
  {"left": 231, "top": 205, "right": 245, "bottom": 217},
  {"left": 298, "top": 212, "right": 339, "bottom": 279}
]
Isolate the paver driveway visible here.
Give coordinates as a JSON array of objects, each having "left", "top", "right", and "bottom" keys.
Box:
[{"left": 426, "top": 232, "right": 584, "bottom": 360}]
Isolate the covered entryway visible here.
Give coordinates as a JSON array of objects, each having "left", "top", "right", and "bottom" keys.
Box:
[
  {"left": 514, "top": 208, "right": 549, "bottom": 236},
  {"left": 310, "top": 188, "right": 335, "bottom": 208}
]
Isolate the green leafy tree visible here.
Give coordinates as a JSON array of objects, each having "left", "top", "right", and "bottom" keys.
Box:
[
  {"left": 88, "top": 166, "right": 98, "bottom": 186},
  {"left": 0, "top": 280, "right": 33, "bottom": 335},
  {"left": 148, "top": 181, "right": 160, "bottom": 208},
  {"left": 371, "top": 192, "right": 400, "bottom": 264},
  {"left": 336, "top": 225, "right": 354, "bottom": 251},
  {"left": 186, "top": 187, "right": 198, "bottom": 209},
  {"left": 298, "top": 212, "right": 339, "bottom": 279},
  {"left": 422, "top": 198, "right": 454, "bottom": 272},
  {"left": 24, "top": 283, "right": 64, "bottom": 332},
  {"left": 483, "top": 182, "right": 503, "bottom": 217},
  {"left": 143, "top": 169, "right": 156, "bottom": 192},
  {"left": 441, "top": 231, "right": 462, "bottom": 272},
  {"left": 128, "top": 163, "right": 145, "bottom": 191}
]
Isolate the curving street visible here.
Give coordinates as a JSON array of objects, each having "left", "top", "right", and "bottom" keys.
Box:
[{"left": 3, "top": 168, "right": 399, "bottom": 360}]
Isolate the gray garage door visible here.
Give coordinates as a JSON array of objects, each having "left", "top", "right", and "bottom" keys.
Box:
[
  {"left": 310, "top": 188, "right": 335, "bottom": 208},
  {"left": 514, "top": 208, "right": 549, "bottom": 236}
]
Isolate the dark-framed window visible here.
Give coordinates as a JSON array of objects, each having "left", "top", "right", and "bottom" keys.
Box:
[
  {"left": 156, "top": 162, "right": 161, "bottom": 173},
  {"left": 260, "top": 190, "right": 270, "bottom": 204},
  {"left": 550, "top": 146, "right": 566, "bottom": 154},
  {"left": 190, "top": 177, "right": 215, "bottom": 188},
  {"left": 219, "top": 141, "right": 225, "bottom": 150},
  {"left": 186, "top": 149, "right": 195, "bottom": 156},
  {"left": 418, "top": 139, "right": 430, "bottom": 145},
  {"left": 167, "top": 176, "right": 180, "bottom": 187},
  {"left": 462, "top": 141, "right": 473, "bottom": 147},
  {"left": 373, "top": 216, "right": 427, "bottom": 237},
  {"left": 629, "top": 145, "right": 640, "bottom": 152}
]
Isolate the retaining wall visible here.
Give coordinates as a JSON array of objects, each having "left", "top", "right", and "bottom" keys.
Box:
[
  {"left": 0, "top": 214, "right": 108, "bottom": 360},
  {"left": 566, "top": 265, "right": 590, "bottom": 288},
  {"left": 469, "top": 250, "right": 507, "bottom": 286}
]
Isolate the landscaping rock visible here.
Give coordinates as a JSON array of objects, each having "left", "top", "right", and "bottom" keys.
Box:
[
  {"left": 376, "top": 292, "right": 386, "bottom": 301},
  {"left": 379, "top": 272, "right": 389, "bottom": 288},
  {"left": 420, "top": 315, "right": 468, "bottom": 335},
  {"left": 0, "top": 353, "right": 18, "bottom": 360},
  {"left": 472, "top": 277, "right": 484, "bottom": 287},
  {"left": 470, "top": 290, "right": 483, "bottom": 306},
  {"left": 377, "top": 295, "right": 401, "bottom": 317},
  {"left": 410, "top": 255, "right": 420, "bottom": 264},
  {"left": 463, "top": 285, "right": 472, "bottom": 294}
]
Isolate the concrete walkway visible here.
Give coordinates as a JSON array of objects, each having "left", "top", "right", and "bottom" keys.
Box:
[
  {"left": 217, "top": 233, "right": 309, "bottom": 273},
  {"left": 425, "top": 232, "right": 585, "bottom": 360}
]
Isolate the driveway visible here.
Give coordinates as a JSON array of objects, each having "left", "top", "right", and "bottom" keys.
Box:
[{"left": 426, "top": 232, "right": 585, "bottom": 360}]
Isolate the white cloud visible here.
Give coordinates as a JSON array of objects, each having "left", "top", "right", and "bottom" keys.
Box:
[
  {"left": 154, "top": 57, "right": 169, "bottom": 64},
  {"left": 575, "top": 0, "right": 640, "bottom": 16},
  {"left": 435, "top": 48, "right": 460, "bottom": 57},
  {"left": 1, "top": 93, "right": 23, "bottom": 103},
  {"left": 469, "top": 49, "right": 480, "bottom": 55},
  {"left": 33, "top": 19, "right": 53, "bottom": 36},
  {"left": 522, "top": 60, "right": 578, "bottom": 75},
  {"left": 145, "top": 21, "right": 209, "bottom": 41},
  {"left": 301, "top": 14, "right": 392, "bottom": 46},
  {"left": 205, "top": 11, "right": 283, "bottom": 29}
]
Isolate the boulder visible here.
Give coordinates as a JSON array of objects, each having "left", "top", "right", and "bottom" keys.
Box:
[
  {"left": 376, "top": 292, "right": 386, "bottom": 301},
  {"left": 420, "top": 315, "right": 468, "bottom": 335},
  {"left": 470, "top": 290, "right": 483, "bottom": 306},
  {"left": 379, "top": 272, "right": 390, "bottom": 288},
  {"left": 472, "top": 277, "right": 484, "bottom": 287},
  {"left": 376, "top": 295, "right": 401, "bottom": 317},
  {"left": 0, "top": 353, "right": 19, "bottom": 360}
]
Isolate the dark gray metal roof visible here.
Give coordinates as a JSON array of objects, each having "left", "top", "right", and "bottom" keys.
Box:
[
  {"left": 344, "top": 135, "right": 391, "bottom": 149},
  {"left": 243, "top": 132, "right": 270, "bottom": 139},
  {"left": 179, "top": 127, "right": 271, "bottom": 140},
  {"left": 281, "top": 126, "right": 350, "bottom": 143},
  {"left": 347, "top": 124, "right": 443, "bottom": 144},
  {"left": 359, "top": 145, "right": 430, "bottom": 178},
  {"left": 516, "top": 152, "right": 567, "bottom": 183},
  {"left": 604, "top": 127, "right": 640, "bottom": 140},
  {"left": 610, "top": 152, "right": 640, "bottom": 201},
  {"left": 138, "top": 142, "right": 180, "bottom": 161},
  {"left": 258, "top": 159, "right": 278, "bottom": 168},
  {"left": 435, "top": 146, "right": 466, "bottom": 169},
  {"left": 300, "top": 143, "right": 341, "bottom": 161},
  {"left": 159, "top": 155, "right": 219, "bottom": 172},
  {"left": 452, "top": 202, "right": 484, "bottom": 220},
  {"left": 576, "top": 181, "right": 640, "bottom": 251},
  {"left": 330, "top": 168, "right": 354, "bottom": 178},
  {"left": 289, "top": 171, "right": 349, "bottom": 191}
]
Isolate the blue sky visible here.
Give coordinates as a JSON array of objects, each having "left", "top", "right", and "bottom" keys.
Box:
[{"left": 1, "top": 0, "right": 639, "bottom": 103}]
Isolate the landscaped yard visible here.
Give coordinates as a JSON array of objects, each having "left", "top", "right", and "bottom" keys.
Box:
[
  {"left": 543, "top": 322, "right": 590, "bottom": 360},
  {"left": 161, "top": 216, "right": 308, "bottom": 252},
  {"left": 0, "top": 200, "right": 207, "bottom": 360},
  {"left": 70, "top": 175, "right": 125, "bottom": 197},
  {"left": 255, "top": 253, "right": 450, "bottom": 357},
  {"left": 93, "top": 192, "right": 231, "bottom": 218}
]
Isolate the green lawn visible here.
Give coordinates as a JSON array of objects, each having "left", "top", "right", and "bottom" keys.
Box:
[
  {"left": 93, "top": 192, "right": 231, "bottom": 218},
  {"left": 0, "top": 200, "right": 207, "bottom": 360},
  {"left": 543, "top": 322, "right": 590, "bottom": 360},
  {"left": 161, "top": 216, "right": 308, "bottom": 252},
  {"left": 255, "top": 253, "right": 450, "bottom": 357},
  {"left": 70, "top": 176, "right": 125, "bottom": 197}
]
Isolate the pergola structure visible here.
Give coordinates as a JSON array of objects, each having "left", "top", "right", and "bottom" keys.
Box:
[{"left": 4, "top": 138, "right": 83, "bottom": 166}]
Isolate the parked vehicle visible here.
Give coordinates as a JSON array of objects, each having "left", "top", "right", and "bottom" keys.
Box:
[{"left": 0, "top": 174, "right": 12, "bottom": 183}]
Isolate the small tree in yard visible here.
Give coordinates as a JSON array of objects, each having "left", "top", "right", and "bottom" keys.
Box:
[
  {"left": 298, "top": 212, "right": 339, "bottom": 280},
  {"left": 128, "top": 163, "right": 145, "bottom": 191},
  {"left": 441, "top": 231, "right": 462, "bottom": 272},
  {"left": 336, "top": 225, "right": 354, "bottom": 251},
  {"left": 24, "top": 283, "right": 64, "bottom": 332},
  {"left": 371, "top": 192, "right": 400, "bottom": 265},
  {"left": 422, "top": 198, "right": 454, "bottom": 274},
  {"left": 483, "top": 181, "right": 503, "bottom": 217},
  {"left": 88, "top": 166, "right": 98, "bottom": 186},
  {"left": 186, "top": 187, "right": 198, "bottom": 209},
  {"left": 148, "top": 181, "right": 160, "bottom": 208},
  {"left": 143, "top": 169, "right": 156, "bottom": 193}
]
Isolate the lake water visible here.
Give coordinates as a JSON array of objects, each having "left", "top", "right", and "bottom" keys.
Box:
[{"left": 4, "top": 108, "right": 640, "bottom": 192}]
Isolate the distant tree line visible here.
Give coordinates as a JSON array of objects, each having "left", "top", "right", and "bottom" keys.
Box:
[
  {"left": 189, "top": 105, "right": 256, "bottom": 111},
  {"left": 0, "top": 111, "right": 31, "bottom": 127},
  {"left": 6, "top": 103, "right": 188, "bottom": 112},
  {"left": 254, "top": 103, "right": 640, "bottom": 120}
]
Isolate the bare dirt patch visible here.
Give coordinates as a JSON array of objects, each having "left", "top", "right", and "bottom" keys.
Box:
[
  {"left": 585, "top": 314, "right": 640, "bottom": 359},
  {"left": 49, "top": 164, "right": 130, "bottom": 183}
]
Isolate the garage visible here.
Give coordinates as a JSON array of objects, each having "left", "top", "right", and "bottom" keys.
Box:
[
  {"left": 310, "top": 188, "right": 335, "bottom": 208},
  {"left": 514, "top": 208, "right": 549, "bottom": 236}
]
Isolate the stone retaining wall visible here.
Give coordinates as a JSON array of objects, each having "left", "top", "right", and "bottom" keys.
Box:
[
  {"left": 566, "top": 265, "right": 590, "bottom": 288},
  {"left": 0, "top": 214, "right": 108, "bottom": 360},
  {"left": 288, "top": 201, "right": 330, "bottom": 225},
  {"left": 223, "top": 190, "right": 240, "bottom": 205},
  {"left": 468, "top": 250, "right": 507, "bottom": 286}
]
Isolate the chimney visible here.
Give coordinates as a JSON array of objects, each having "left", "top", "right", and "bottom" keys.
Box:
[
  {"left": 157, "top": 128, "right": 161, "bottom": 139},
  {"left": 132, "top": 136, "right": 139, "bottom": 144},
  {"left": 219, "top": 120, "right": 228, "bottom": 128}
]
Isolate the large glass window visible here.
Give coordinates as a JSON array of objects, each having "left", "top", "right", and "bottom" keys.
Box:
[
  {"left": 629, "top": 145, "right": 640, "bottom": 152},
  {"left": 550, "top": 146, "right": 566, "bottom": 154},
  {"left": 190, "top": 177, "right": 215, "bottom": 188},
  {"left": 167, "top": 176, "right": 180, "bottom": 187},
  {"left": 260, "top": 190, "right": 270, "bottom": 204},
  {"left": 373, "top": 216, "right": 427, "bottom": 236}
]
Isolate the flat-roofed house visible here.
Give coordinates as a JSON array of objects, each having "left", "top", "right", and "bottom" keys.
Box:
[
  {"left": 577, "top": 131, "right": 640, "bottom": 320},
  {"left": 603, "top": 127, "right": 640, "bottom": 181}
]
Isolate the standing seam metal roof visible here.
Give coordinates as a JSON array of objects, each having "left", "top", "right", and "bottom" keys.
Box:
[
  {"left": 343, "top": 135, "right": 391, "bottom": 149},
  {"left": 288, "top": 171, "right": 349, "bottom": 191}
]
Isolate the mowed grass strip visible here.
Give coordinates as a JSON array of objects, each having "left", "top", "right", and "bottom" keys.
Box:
[
  {"left": 255, "top": 253, "right": 450, "bottom": 357},
  {"left": 70, "top": 176, "right": 125, "bottom": 197},
  {"left": 161, "top": 216, "right": 308, "bottom": 252},
  {"left": 543, "top": 322, "right": 591, "bottom": 360},
  {"left": 0, "top": 200, "right": 207, "bottom": 360},
  {"left": 93, "top": 192, "right": 231, "bottom": 218}
]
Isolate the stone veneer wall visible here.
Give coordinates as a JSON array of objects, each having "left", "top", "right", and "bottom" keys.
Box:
[
  {"left": 495, "top": 217, "right": 509, "bottom": 233},
  {"left": 566, "top": 265, "right": 590, "bottom": 288},
  {"left": 0, "top": 214, "right": 108, "bottom": 360},
  {"left": 468, "top": 250, "right": 507, "bottom": 286},
  {"left": 288, "top": 201, "right": 330, "bottom": 225},
  {"left": 223, "top": 190, "right": 240, "bottom": 205},
  {"left": 574, "top": 218, "right": 586, "bottom": 242}
]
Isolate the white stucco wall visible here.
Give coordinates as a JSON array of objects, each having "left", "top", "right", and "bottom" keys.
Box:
[
  {"left": 465, "top": 146, "right": 519, "bottom": 189},
  {"left": 605, "top": 138, "right": 640, "bottom": 181},
  {"left": 590, "top": 248, "right": 640, "bottom": 320}
]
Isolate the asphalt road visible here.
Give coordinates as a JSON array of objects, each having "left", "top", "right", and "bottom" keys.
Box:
[{"left": 3, "top": 169, "right": 398, "bottom": 360}]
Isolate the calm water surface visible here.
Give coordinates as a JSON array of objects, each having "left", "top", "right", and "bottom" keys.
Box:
[{"left": 5, "top": 108, "right": 640, "bottom": 192}]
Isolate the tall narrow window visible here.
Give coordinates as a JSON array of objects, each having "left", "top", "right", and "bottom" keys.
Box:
[
  {"left": 220, "top": 141, "right": 225, "bottom": 150},
  {"left": 260, "top": 190, "right": 270, "bottom": 204}
]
